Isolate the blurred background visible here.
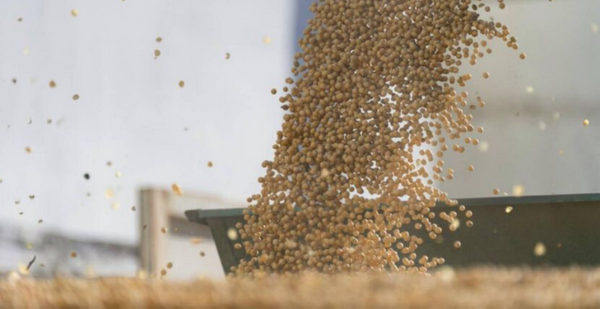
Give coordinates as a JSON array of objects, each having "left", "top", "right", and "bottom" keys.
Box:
[{"left": 0, "top": 0, "right": 599, "bottom": 280}]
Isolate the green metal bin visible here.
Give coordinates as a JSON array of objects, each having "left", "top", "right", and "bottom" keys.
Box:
[{"left": 185, "top": 193, "right": 600, "bottom": 274}]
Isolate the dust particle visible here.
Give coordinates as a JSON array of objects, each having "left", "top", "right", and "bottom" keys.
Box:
[
  {"left": 534, "top": 242, "right": 547, "bottom": 257},
  {"left": 171, "top": 183, "right": 183, "bottom": 195},
  {"left": 512, "top": 185, "right": 524, "bottom": 197},
  {"left": 227, "top": 228, "right": 238, "bottom": 241}
]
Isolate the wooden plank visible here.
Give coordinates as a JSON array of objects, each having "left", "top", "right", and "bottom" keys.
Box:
[{"left": 139, "top": 189, "right": 170, "bottom": 276}]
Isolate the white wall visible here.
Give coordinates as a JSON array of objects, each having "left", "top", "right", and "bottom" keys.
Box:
[
  {"left": 439, "top": 0, "right": 600, "bottom": 198},
  {"left": 2, "top": 0, "right": 600, "bottom": 272},
  {"left": 0, "top": 0, "right": 296, "bottom": 245}
]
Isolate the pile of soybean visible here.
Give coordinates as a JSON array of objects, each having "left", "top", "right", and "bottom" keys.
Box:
[
  {"left": 235, "top": 0, "right": 520, "bottom": 276},
  {"left": 3, "top": 268, "right": 600, "bottom": 308}
]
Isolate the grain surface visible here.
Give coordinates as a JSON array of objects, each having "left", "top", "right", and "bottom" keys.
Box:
[{"left": 1, "top": 268, "right": 600, "bottom": 308}]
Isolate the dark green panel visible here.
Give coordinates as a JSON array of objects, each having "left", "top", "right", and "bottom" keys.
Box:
[
  {"left": 185, "top": 194, "right": 600, "bottom": 273},
  {"left": 206, "top": 217, "right": 238, "bottom": 274}
]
